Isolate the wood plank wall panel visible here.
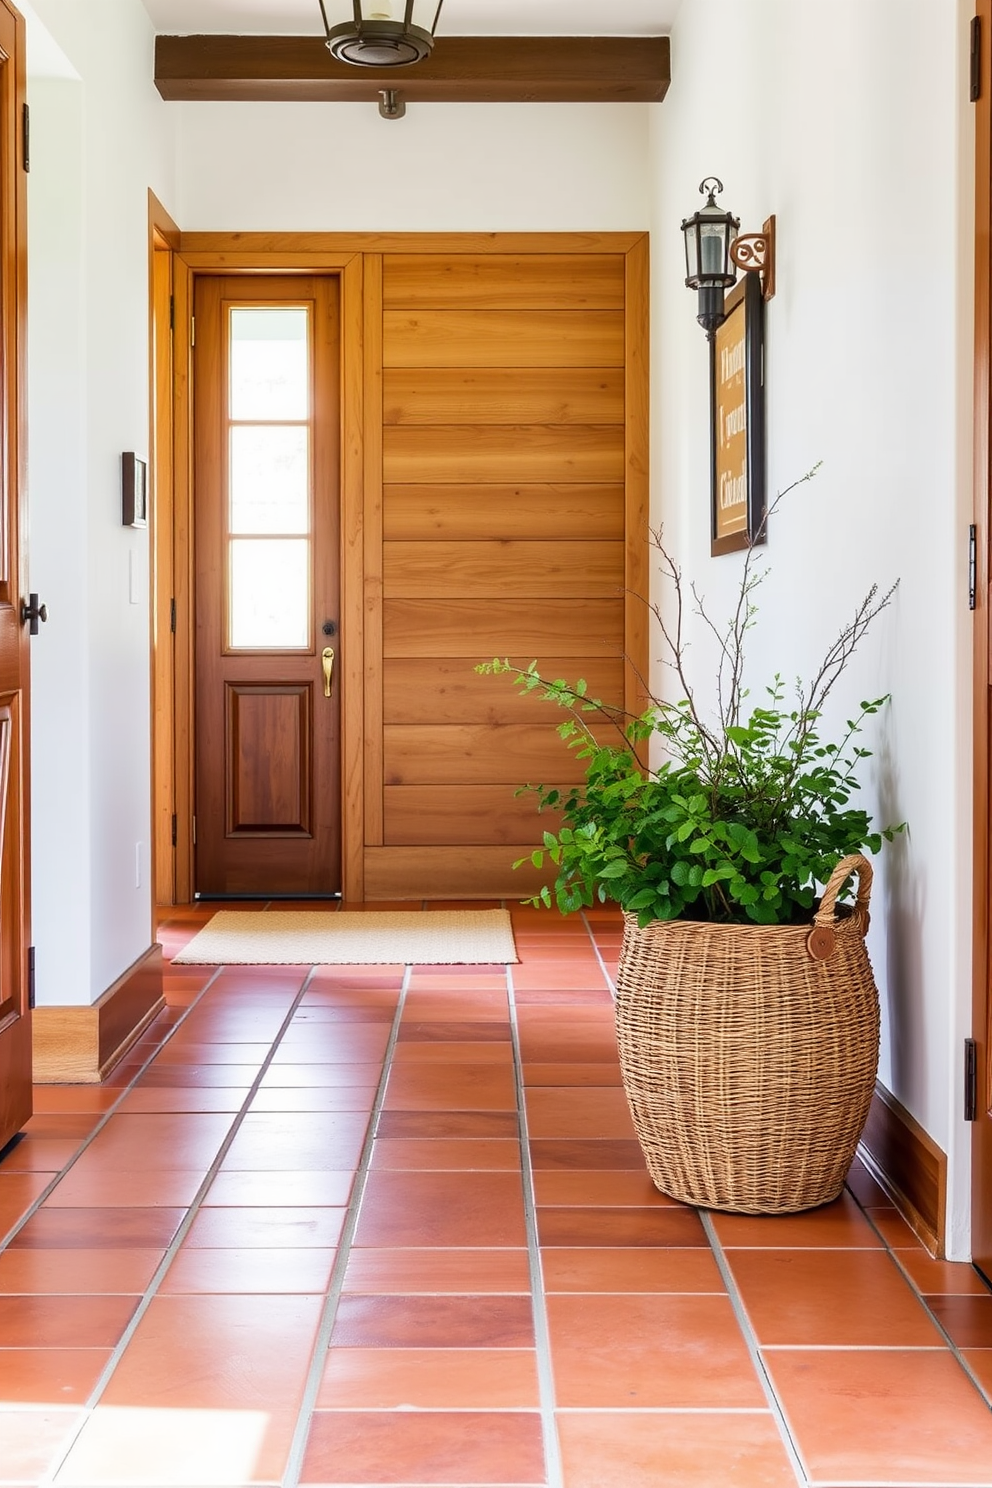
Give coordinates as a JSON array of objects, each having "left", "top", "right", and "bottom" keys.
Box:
[{"left": 369, "top": 247, "right": 640, "bottom": 892}]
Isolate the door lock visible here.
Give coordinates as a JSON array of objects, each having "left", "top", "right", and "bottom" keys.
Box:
[
  {"left": 322, "top": 647, "right": 335, "bottom": 699},
  {"left": 20, "top": 593, "right": 48, "bottom": 635}
]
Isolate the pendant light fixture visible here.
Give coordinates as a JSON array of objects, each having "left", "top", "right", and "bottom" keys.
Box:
[{"left": 318, "top": 0, "right": 444, "bottom": 68}]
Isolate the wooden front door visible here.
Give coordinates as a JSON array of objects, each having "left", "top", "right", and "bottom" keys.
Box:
[
  {"left": 193, "top": 276, "right": 342, "bottom": 897},
  {"left": 0, "top": 0, "right": 30, "bottom": 1152}
]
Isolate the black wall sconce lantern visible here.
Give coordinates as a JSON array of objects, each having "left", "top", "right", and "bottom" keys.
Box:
[
  {"left": 318, "top": 0, "right": 444, "bottom": 68},
  {"left": 681, "top": 177, "right": 776, "bottom": 338}
]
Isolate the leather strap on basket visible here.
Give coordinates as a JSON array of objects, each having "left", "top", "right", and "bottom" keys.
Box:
[{"left": 806, "top": 853, "right": 873, "bottom": 962}]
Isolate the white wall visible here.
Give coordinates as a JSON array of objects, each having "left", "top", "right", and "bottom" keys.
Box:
[
  {"left": 653, "top": 0, "right": 973, "bottom": 1253},
  {"left": 25, "top": 0, "right": 177, "bottom": 1005},
  {"left": 176, "top": 100, "right": 651, "bottom": 231}
]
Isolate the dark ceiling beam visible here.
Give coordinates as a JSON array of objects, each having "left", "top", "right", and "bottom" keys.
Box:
[{"left": 154, "top": 35, "right": 670, "bottom": 104}]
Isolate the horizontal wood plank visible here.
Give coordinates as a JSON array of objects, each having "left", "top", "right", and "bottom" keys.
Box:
[
  {"left": 383, "top": 541, "right": 625, "bottom": 598},
  {"left": 384, "top": 723, "right": 612, "bottom": 785},
  {"left": 383, "top": 310, "right": 625, "bottom": 368},
  {"left": 383, "top": 599, "right": 625, "bottom": 658},
  {"left": 179, "top": 231, "right": 648, "bottom": 259},
  {"left": 383, "top": 484, "right": 625, "bottom": 541},
  {"left": 364, "top": 845, "right": 551, "bottom": 900},
  {"left": 383, "top": 425, "right": 625, "bottom": 484},
  {"left": 383, "top": 657, "right": 626, "bottom": 724},
  {"left": 156, "top": 36, "right": 671, "bottom": 104},
  {"left": 383, "top": 784, "right": 564, "bottom": 846},
  {"left": 382, "top": 255, "right": 626, "bottom": 310},
  {"left": 383, "top": 368, "right": 625, "bottom": 426}
]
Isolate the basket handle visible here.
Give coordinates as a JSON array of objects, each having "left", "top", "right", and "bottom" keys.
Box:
[{"left": 806, "top": 853, "right": 873, "bottom": 961}]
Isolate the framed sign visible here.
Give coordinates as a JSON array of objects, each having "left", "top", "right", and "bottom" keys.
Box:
[{"left": 710, "top": 272, "right": 765, "bottom": 555}]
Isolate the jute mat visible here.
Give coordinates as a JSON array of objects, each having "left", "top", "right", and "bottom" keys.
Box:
[{"left": 172, "top": 908, "right": 518, "bottom": 966}]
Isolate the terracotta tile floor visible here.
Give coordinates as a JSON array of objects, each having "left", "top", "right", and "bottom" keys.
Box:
[{"left": 0, "top": 901, "right": 990, "bottom": 1486}]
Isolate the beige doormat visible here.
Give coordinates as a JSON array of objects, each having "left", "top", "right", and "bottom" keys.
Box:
[{"left": 172, "top": 908, "right": 518, "bottom": 966}]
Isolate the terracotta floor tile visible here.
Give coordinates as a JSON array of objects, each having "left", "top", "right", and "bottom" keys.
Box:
[
  {"left": 183, "top": 1205, "right": 346, "bottom": 1248},
  {"left": 9, "top": 1206, "right": 186, "bottom": 1250},
  {"left": 300, "top": 1409, "right": 545, "bottom": 1485},
  {"left": 0, "top": 1170, "right": 54, "bottom": 1228},
  {"left": 728, "top": 1248, "right": 942, "bottom": 1346},
  {"left": 0, "top": 1293, "right": 139, "bottom": 1348},
  {"left": 524, "top": 1062, "right": 622, "bottom": 1086},
  {"left": 80, "top": 1113, "right": 235, "bottom": 1171},
  {"left": 376, "top": 1110, "right": 519, "bottom": 1139},
  {"left": 317, "top": 1347, "right": 540, "bottom": 1409},
  {"left": 153, "top": 1039, "right": 270, "bottom": 1065},
  {"left": 537, "top": 1206, "right": 706, "bottom": 1248},
  {"left": 45, "top": 1167, "right": 204, "bottom": 1208},
  {"left": 0, "top": 1246, "right": 164, "bottom": 1295},
  {"left": 355, "top": 1170, "right": 526, "bottom": 1248},
  {"left": 397, "top": 1019, "right": 512, "bottom": 1042},
  {"left": 203, "top": 1169, "right": 354, "bottom": 1206},
  {"left": 547, "top": 1293, "right": 765, "bottom": 1408},
  {"left": 269, "top": 1027, "right": 390, "bottom": 1062},
  {"left": 31, "top": 1088, "right": 119, "bottom": 1114},
  {"left": 530, "top": 1138, "right": 645, "bottom": 1170},
  {"left": 113, "top": 1085, "right": 250, "bottom": 1113},
  {"left": 516, "top": 985, "right": 615, "bottom": 1005},
  {"left": 161, "top": 1245, "right": 336, "bottom": 1294},
  {"left": 22, "top": 1114, "right": 103, "bottom": 1141},
  {"left": 0, "top": 1407, "right": 83, "bottom": 1482},
  {"left": 290, "top": 1005, "right": 397, "bottom": 1026},
  {"left": 710, "top": 1191, "right": 883, "bottom": 1248},
  {"left": 532, "top": 1170, "right": 670, "bottom": 1206},
  {"left": 249, "top": 1084, "right": 379, "bottom": 1112},
  {"left": 844, "top": 1157, "right": 895, "bottom": 1208},
  {"left": 926, "top": 1293, "right": 992, "bottom": 1347},
  {"left": 390, "top": 1039, "right": 512, "bottom": 1065},
  {"left": 557, "top": 1410, "right": 796, "bottom": 1488},
  {"left": 516, "top": 1022, "right": 618, "bottom": 1064},
  {"left": 542, "top": 1246, "right": 725, "bottom": 1293},
  {"left": 0, "top": 1138, "right": 83, "bottom": 1173},
  {"left": 343, "top": 1247, "right": 531, "bottom": 1294},
  {"left": 0, "top": 1347, "right": 111, "bottom": 1405},
  {"left": 138, "top": 1062, "right": 262, "bottom": 1088},
  {"left": 383, "top": 1062, "right": 517, "bottom": 1112},
  {"left": 526, "top": 1087, "right": 636, "bottom": 1139},
  {"left": 258, "top": 1062, "right": 384, "bottom": 1090},
  {"left": 331, "top": 1293, "right": 535, "bottom": 1348},
  {"left": 370, "top": 1137, "right": 521, "bottom": 1170},
  {"left": 220, "top": 1112, "right": 370, "bottom": 1171},
  {"left": 867, "top": 1203, "right": 927, "bottom": 1248},
  {"left": 898, "top": 1252, "right": 992, "bottom": 1295},
  {"left": 765, "top": 1348, "right": 992, "bottom": 1483}
]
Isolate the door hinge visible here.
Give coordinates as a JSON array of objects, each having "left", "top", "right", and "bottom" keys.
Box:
[
  {"left": 972, "top": 15, "right": 982, "bottom": 102},
  {"left": 171, "top": 813, "right": 177, "bottom": 848},
  {"left": 969, "top": 524, "right": 977, "bottom": 610},
  {"left": 170, "top": 597, "right": 176, "bottom": 634},
  {"left": 21, "top": 103, "right": 29, "bottom": 172},
  {"left": 169, "top": 294, "right": 175, "bottom": 333},
  {"left": 965, "top": 1037, "right": 978, "bottom": 1121},
  {"left": 190, "top": 316, "right": 195, "bottom": 347},
  {"left": 192, "top": 814, "right": 196, "bottom": 845},
  {"left": 27, "top": 946, "right": 35, "bottom": 1010}
]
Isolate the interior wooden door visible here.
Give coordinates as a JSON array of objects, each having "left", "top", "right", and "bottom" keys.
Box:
[
  {"left": 0, "top": 0, "right": 30, "bottom": 1152},
  {"left": 193, "top": 276, "right": 342, "bottom": 897}
]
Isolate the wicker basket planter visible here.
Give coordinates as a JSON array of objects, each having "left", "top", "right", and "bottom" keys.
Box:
[{"left": 614, "top": 854, "right": 880, "bottom": 1214}]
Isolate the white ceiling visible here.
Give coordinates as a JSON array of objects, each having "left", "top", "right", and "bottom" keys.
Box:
[{"left": 140, "top": 0, "right": 681, "bottom": 37}]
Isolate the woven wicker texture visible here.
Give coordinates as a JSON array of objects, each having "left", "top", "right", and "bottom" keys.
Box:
[{"left": 614, "top": 854, "right": 880, "bottom": 1214}]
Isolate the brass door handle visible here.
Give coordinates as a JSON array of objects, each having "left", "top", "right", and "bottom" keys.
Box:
[{"left": 322, "top": 647, "right": 335, "bottom": 699}]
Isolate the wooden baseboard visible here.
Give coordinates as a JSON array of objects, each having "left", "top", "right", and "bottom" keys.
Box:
[
  {"left": 858, "top": 1080, "right": 947, "bottom": 1257},
  {"left": 32, "top": 945, "right": 165, "bottom": 1084}
]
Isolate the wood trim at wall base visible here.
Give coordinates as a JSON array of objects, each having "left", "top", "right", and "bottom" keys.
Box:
[
  {"left": 32, "top": 946, "right": 165, "bottom": 1085},
  {"left": 858, "top": 1080, "right": 947, "bottom": 1258}
]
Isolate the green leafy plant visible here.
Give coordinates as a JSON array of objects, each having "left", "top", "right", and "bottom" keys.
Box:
[{"left": 477, "top": 472, "right": 903, "bottom": 926}]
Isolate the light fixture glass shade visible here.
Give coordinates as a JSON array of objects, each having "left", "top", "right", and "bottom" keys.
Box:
[
  {"left": 320, "top": 0, "right": 443, "bottom": 67},
  {"left": 680, "top": 178, "right": 740, "bottom": 337}
]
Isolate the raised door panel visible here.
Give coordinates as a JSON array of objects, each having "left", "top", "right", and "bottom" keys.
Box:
[
  {"left": 227, "top": 684, "right": 311, "bottom": 835},
  {"left": 382, "top": 254, "right": 626, "bottom": 309},
  {"left": 383, "top": 484, "right": 625, "bottom": 541},
  {"left": 382, "top": 310, "right": 625, "bottom": 368}
]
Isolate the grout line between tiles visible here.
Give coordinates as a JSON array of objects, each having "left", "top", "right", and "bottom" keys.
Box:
[
  {"left": 699, "top": 1209, "right": 810, "bottom": 1487},
  {"left": 507, "top": 960, "right": 564, "bottom": 1488},
  {"left": 280, "top": 963, "right": 413, "bottom": 1488},
  {"left": 36, "top": 961, "right": 323, "bottom": 1488},
  {"left": 579, "top": 910, "right": 616, "bottom": 997},
  {"left": 0, "top": 964, "right": 230, "bottom": 1253},
  {"left": 855, "top": 1203, "right": 992, "bottom": 1412}
]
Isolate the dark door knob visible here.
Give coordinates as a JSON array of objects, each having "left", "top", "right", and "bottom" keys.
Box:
[{"left": 20, "top": 594, "right": 48, "bottom": 635}]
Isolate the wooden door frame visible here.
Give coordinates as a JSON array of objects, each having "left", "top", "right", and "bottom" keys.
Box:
[
  {"left": 973, "top": 0, "right": 992, "bottom": 1278},
  {"left": 151, "top": 230, "right": 649, "bottom": 907}
]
